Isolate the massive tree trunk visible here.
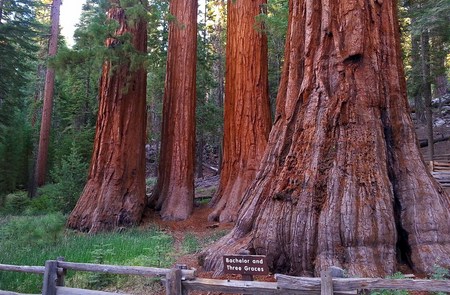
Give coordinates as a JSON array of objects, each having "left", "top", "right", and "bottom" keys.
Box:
[
  {"left": 149, "top": 0, "right": 197, "bottom": 220},
  {"left": 34, "top": 0, "right": 61, "bottom": 187},
  {"left": 208, "top": 0, "right": 272, "bottom": 222},
  {"left": 201, "top": 0, "right": 450, "bottom": 277},
  {"left": 67, "top": 1, "right": 148, "bottom": 233}
]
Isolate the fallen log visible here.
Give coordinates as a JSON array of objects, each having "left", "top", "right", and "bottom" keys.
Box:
[{"left": 202, "top": 163, "right": 219, "bottom": 173}]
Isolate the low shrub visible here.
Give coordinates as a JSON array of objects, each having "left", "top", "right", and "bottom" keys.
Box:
[
  {"left": 47, "top": 143, "right": 88, "bottom": 213},
  {"left": 87, "top": 243, "right": 116, "bottom": 289},
  {"left": 2, "top": 191, "right": 30, "bottom": 215}
]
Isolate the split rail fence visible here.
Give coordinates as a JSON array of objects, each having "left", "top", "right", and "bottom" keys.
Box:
[{"left": 1, "top": 259, "right": 450, "bottom": 295}]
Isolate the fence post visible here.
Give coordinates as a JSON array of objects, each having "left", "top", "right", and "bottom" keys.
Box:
[
  {"left": 166, "top": 268, "right": 182, "bottom": 295},
  {"left": 321, "top": 269, "right": 333, "bottom": 295},
  {"left": 56, "top": 257, "right": 66, "bottom": 287},
  {"left": 42, "top": 260, "right": 58, "bottom": 295}
]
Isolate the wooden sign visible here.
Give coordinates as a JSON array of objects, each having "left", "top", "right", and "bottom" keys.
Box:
[{"left": 223, "top": 255, "right": 269, "bottom": 275}]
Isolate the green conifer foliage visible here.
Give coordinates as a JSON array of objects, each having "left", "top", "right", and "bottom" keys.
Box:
[{"left": 0, "top": 0, "right": 44, "bottom": 194}]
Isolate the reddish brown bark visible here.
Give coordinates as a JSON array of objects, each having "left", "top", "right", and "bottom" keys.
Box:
[
  {"left": 35, "top": 0, "right": 61, "bottom": 187},
  {"left": 208, "top": 0, "right": 272, "bottom": 222},
  {"left": 149, "top": 0, "right": 197, "bottom": 220},
  {"left": 201, "top": 0, "right": 450, "bottom": 277},
  {"left": 67, "top": 3, "right": 147, "bottom": 233}
]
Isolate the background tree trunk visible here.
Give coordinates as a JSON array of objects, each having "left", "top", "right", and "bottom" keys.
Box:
[
  {"left": 149, "top": 0, "right": 197, "bottom": 220},
  {"left": 197, "top": 133, "right": 205, "bottom": 179},
  {"left": 209, "top": 0, "right": 226, "bottom": 174},
  {"left": 432, "top": 37, "right": 448, "bottom": 112},
  {"left": 34, "top": 0, "right": 61, "bottom": 188},
  {"left": 201, "top": 0, "right": 450, "bottom": 277},
  {"left": 67, "top": 3, "right": 148, "bottom": 233},
  {"left": 208, "top": 0, "right": 272, "bottom": 222},
  {"left": 0, "top": 0, "right": 4, "bottom": 22},
  {"left": 421, "top": 31, "right": 434, "bottom": 160},
  {"left": 410, "top": 32, "right": 425, "bottom": 123}
]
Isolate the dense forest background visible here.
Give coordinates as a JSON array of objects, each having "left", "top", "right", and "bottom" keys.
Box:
[{"left": 0, "top": 0, "right": 449, "bottom": 214}]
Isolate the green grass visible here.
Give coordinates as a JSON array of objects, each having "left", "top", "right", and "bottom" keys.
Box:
[
  {"left": 182, "top": 233, "right": 201, "bottom": 254},
  {"left": 0, "top": 217, "right": 175, "bottom": 293}
]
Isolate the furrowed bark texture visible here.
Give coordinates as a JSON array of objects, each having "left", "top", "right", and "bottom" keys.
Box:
[
  {"left": 208, "top": 0, "right": 272, "bottom": 222},
  {"left": 35, "top": 0, "right": 61, "bottom": 187},
  {"left": 67, "top": 5, "right": 147, "bottom": 233},
  {"left": 149, "top": 0, "right": 197, "bottom": 220},
  {"left": 201, "top": 0, "right": 450, "bottom": 277}
]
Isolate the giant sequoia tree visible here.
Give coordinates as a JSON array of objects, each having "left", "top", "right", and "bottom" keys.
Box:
[
  {"left": 68, "top": 0, "right": 148, "bottom": 233},
  {"left": 149, "top": 0, "right": 197, "bottom": 220},
  {"left": 201, "top": 0, "right": 450, "bottom": 277},
  {"left": 208, "top": 0, "right": 272, "bottom": 222}
]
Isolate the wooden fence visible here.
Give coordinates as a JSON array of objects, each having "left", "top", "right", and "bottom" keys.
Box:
[
  {"left": 1, "top": 260, "right": 450, "bottom": 295},
  {"left": 429, "top": 157, "right": 450, "bottom": 187}
]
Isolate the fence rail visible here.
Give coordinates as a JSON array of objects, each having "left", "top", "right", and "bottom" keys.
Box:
[
  {"left": 428, "top": 159, "right": 450, "bottom": 187},
  {"left": 1, "top": 260, "right": 450, "bottom": 295}
]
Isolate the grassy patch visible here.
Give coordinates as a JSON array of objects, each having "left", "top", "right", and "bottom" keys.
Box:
[
  {"left": 0, "top": 217, "right": 175, "bottom": 294},
  {"left": 182, "top": 233, "right": 201, "bottom": 254}
]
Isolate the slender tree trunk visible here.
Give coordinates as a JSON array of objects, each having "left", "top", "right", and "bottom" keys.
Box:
[
  {"left": 201, "top": 0, "right": 450, "bottom": 277},
  {"left": 82, "top": 66, "right": 91, "bottom": 127},
  {"left": 421, "top": 31, "right": 434, "bottom": 160},
  {"left": 435, "top": 75, "right": 448, "bottom": 99},
  {"left": 197, "top": 133, "right": 204, "bottom": 179},
  {"left": 149, "top": 0, "right": 197, "bottom": 220},
  {"left": 410, "top": 32, "right": 425, "bottom": 123},
  {"left": 34, "top": 0, "right": 61, "bottom": 187},
  {"left": 0, "top": 0, "right": 4, "bottom": 23},
  {"left": 211, "top": 0, "right": 226, "bottom": 174},
  {"left": 29, "top": 64, "right": 46, "bottom": 199},
  {"left": 208, "top": 0, "right": 272, "bottom": 222},
  {"left": 432, "top": 37, "right": 448, "bottom": 111},
  {"left": 32, "top": 64, "right": 45, "bottom": 128},
  {"left": 67, "top": 2, "right": 148, "bottom": 233}
]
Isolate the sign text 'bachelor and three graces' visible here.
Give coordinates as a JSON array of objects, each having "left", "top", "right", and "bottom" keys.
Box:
[{"left": 222, "top": 255, "right": 269, "bottom": 275}]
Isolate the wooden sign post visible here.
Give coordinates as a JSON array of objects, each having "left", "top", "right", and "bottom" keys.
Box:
[{"left": 223, "top": 255, "right": 269, "bottom": 281}]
